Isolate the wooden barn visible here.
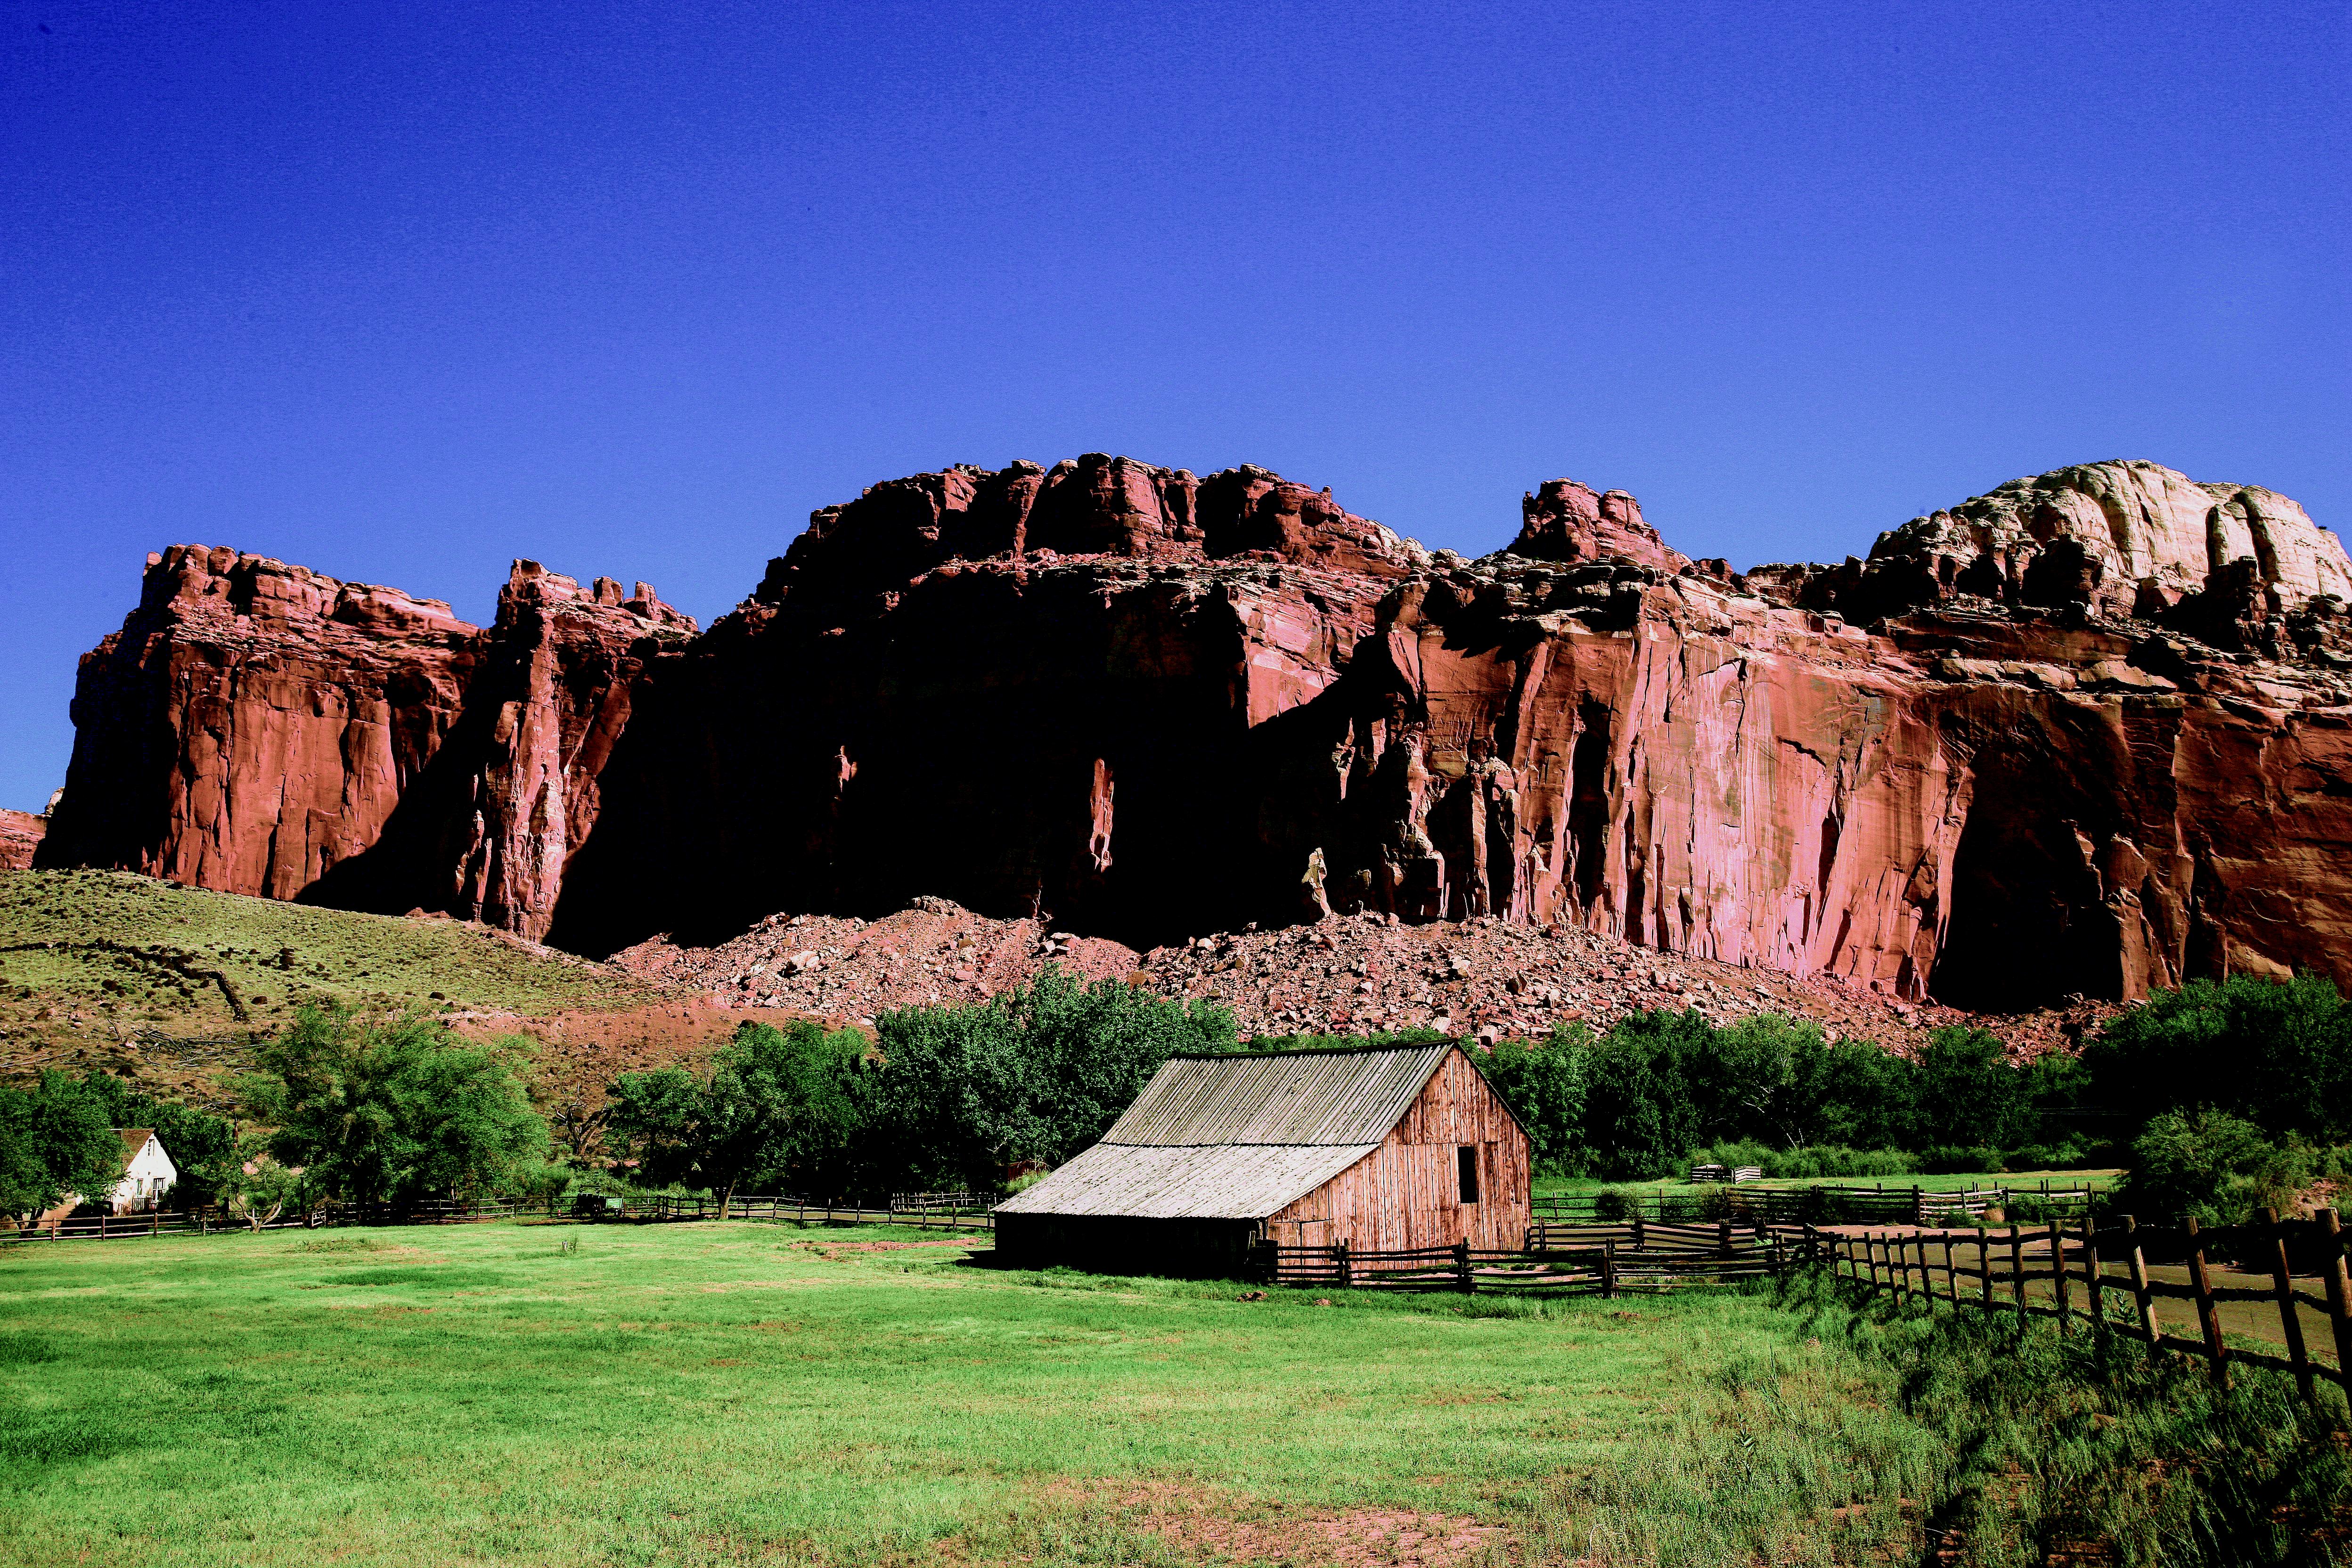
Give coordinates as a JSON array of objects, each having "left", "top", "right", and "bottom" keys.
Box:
[{"left": 993, "top": 1043, "right": 1530, "bottom": 1277}]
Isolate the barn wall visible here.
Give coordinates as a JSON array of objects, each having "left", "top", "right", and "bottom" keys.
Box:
[
  {"left": 995, "top": 1212, "right": 1261, "bottom": 1278},
  {"left": 1266, "top": 1050, "right": 1531, "bottom": 1252}
]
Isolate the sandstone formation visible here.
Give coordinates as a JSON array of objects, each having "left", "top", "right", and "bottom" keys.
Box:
[
  {"left": 0, "top": 809, "right": 45, "bottom": 871},
  {"left": 39, "top": 545, "right": 694, "bottom": 936},
  {"left": 42, "top": 457, "right": 2352, "bottom": 1009}
]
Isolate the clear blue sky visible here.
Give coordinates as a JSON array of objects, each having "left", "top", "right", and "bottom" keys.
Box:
[{"left": 3, "top": 1, "right": 2345, "bottom": 812}]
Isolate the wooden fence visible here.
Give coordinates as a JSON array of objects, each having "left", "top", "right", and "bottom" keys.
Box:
[
  {"left": 1825, "top": 1207, "right": 2352, "bottom": 1402},
  {"left": 1253, "top": 1220, "right": 1813, "bottom": 1297},
  {"left": 8, "top": 1192, "right": 995, "bottom": 1244},
  {"left": 1533, "top": 1179, "right": 2096, "bottom": 1227}
]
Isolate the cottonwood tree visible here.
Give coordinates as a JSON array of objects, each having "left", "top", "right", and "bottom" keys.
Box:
[
  {"left": 242, "top": 1007, "right": 547, "bottom": 1207},
  {"left": 870, "top": 966, "right": 1235, "bottom": 1191},
  {"left": 604, "top": 1020, "right": 872, "bottom": 1216},
  {"left": 0, "top": 1070, "right": 124, "bottom": 1221},
  {"left": 218, "top": 1135, "right": 304, "bottom": 1232}
]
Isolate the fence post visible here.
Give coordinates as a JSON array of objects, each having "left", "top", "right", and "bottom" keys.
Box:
[
  {"left": 2009, "top": 1225, "right": 2027, "bottom": 1312},
  {"left": 1942, "top": 1233, "right": 1959, "bottom": 1307},
  {"left": 1978, "top": 1228, "right": 1993, "bottom": 1307},
  {"left": 2186, "top": 1216, "right": 2229, "bottom": 1388},
  {"left": 2123, "top": 1216, "right": 2162, "bottom": 1348},
  {"left": 2321, "top": 1209, "right": 2352, "bottom": 1388},
  {"left": 1454, "top": 1240, "right": 1473, "bottom": 1294},
  {"left": 1717, "top": 1219, "right": 1732, "bottom": 1259},
  {"left": 2260, "top": 1207, "right": 2316, "bottom": 1403},
  {"left": 1912, "top": 1185, "right": 1923, "bottom": 1226},
  {"left": 2081, "top": 1217, "right": 2103, "bottom": 1329},
  {"left": 2050, "top": 1220, "right": 2070, "bottom": 1329},
  {"left": 1631, "top": 1214, "right": 1645, "bottom": 1252},
  {"left": 1337, "top": 1239, "right": 1352, "bottom": 1291}
]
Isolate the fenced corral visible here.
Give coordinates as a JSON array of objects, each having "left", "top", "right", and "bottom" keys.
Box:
[
  {"left": 1533, "top": 1178, "right": 2097, "bottom": 1227},
  {"left": 889, "top": 1190, "right": 989, "bottom": 1214},
  {"left": 8, "top": 1192, "right": 996, "bottom": 1244},
  {"left": 1825, "top": 1207, "right": 2352, "bottom": 1402},
  {"left": 1251, "top": 1219, "right": 1814, "bottom": 1297}
]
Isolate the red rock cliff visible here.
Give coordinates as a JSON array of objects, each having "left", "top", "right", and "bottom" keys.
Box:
[
  {"left": 0, "top": 809, "right": 44, "bottom": 871},
  {"left": 43, "top": 458, "right": 2352, "bottom": 1007},
  {"left": 38, "top": 544, "right": 693, "bottom": 937}
]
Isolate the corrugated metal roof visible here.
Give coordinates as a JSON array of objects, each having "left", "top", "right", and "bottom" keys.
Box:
[
  {"left": 1100, "top": 1044, "right": 1454, "bottom": 1147},
  {"left": 994, "top": 1044, "right": 1456, "bottom": 1221},
  {"left": 993, "top": 1141, "right": 1380, "bottom": 1219}
]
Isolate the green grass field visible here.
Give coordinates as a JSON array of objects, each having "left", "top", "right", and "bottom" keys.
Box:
[
  {"left": 7, "top": 1220, "right": 2343, "bottom": 1566},
  {"left": 0, "top": 1220, "right": 1966, "bottom": 1568}
]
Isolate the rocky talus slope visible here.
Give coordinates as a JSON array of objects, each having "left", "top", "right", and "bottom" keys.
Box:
[
  {"left": 614, "top": 895, "right": 2094, "bottom": 1055},
  {"left": 40, "top": 456, "right": 2352, "bottom": 1010}
]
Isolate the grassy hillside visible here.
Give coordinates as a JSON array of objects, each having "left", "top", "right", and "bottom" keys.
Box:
[
  {"left": 0, "top": 870, "right": 728, "bottom": 1107},
  {"left": 0, "top": 869, "right": 645, "bottom": 1019}
]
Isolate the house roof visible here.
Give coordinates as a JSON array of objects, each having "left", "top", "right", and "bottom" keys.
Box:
[
  {"left": 996, "top": 1042, "right": 1459, "bottom": 1221},
  {"left": 117, "top": 1129, "right": 155, "bottom": 1155}
]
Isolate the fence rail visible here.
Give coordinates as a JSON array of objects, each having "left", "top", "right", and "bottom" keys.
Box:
[
  {"left": 1824, "top": 1206, "right": 2352, "bottom": 1404},
  {"left": 1252, "top": 1220, "right": 1815, "bottom": 1297},
  {"left": 1533, "top": 1180, "right": 2096, "bottom": 1227},
  {"left": 8, "top": 1192, "right": 996, "bottom": 1244}
]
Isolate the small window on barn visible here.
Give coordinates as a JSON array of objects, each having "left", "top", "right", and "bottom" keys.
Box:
[{"left": 1457, "top": 1146, "right": 1479, "bottom": 1204}]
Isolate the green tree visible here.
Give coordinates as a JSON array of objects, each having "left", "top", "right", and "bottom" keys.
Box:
[
  {"left": 605, "top": 1020, "right": 873, "bottom": 1214},
  {"left": 1478, "top": 1024, "right": 1590, "bottom": 1176},
  {"left": 1914, "top": 1026, "right": 2038, "bottom": 1150},
  {"left": 1579, "top": 1010, "right": 1708, "bottom": 1179},
  {"left": 871, "top": 965, "right": 1235, "bottom": 1191},
  {"left": 243, "top": 1007, "right": 547, "bottom": 1207},
  {"left": 74, "top": 1073, "right": 236, "bottom": 1210},
  {"left": 0, "top": 1070, "right": 125, "bottom": 1220},
  {"left": 216, "top": 1133, "right": 305, "bottom": 1232},
  {"left": 1682, "top": 1013, "right": 1827, "bottom": 1145},
  {"left": 2085, "top": 973, "right": 2352, "bottom": 1140},
  {"left": 1792, "top": 1034, "right": 1917, "bottom": 1150}
]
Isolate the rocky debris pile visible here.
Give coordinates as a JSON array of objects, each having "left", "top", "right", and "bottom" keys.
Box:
[
  {"left": 612, "top": 896, "right": 2107, "bottom": 1057},
  {"left": 611, "top": 896, "right": 1143, "bottom": 1026},
  {"left": 1130, "top": 910, "right": 2104, "bottom": 1056}
]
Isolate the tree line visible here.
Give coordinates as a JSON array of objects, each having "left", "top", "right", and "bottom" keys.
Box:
[{"left": 6, "top": 965, "right": 2347, "bottom": 1227}]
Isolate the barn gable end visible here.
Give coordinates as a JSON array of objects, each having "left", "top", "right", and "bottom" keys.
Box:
[{"left": 996, "top": 1043, "right": 1532, "bottom": 1276}]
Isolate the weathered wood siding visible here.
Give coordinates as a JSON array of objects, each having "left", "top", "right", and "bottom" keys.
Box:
[{"left": 1265, "top": 1049, "right": 1530, "bottom": 1252}]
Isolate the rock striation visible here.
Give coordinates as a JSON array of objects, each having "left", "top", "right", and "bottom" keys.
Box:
[{"left": 41, "top": 457, "right": 2352, "bottom": 1008}]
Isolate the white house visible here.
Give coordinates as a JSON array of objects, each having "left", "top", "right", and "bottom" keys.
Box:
[{"left": 109, "top": 1129, "right": 177, "bottom": 1212}]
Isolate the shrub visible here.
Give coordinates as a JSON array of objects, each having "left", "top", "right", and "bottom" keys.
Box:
[
  {"left": 1917, "top": 1145, "right": 2005, "bottom": 1176},
  {"left": 2111, "top": 1110, "right": 2276, "bottom": 1225},
  {"left": 1761, "top": 1144, "right": 1917, "bottom": 1179}
]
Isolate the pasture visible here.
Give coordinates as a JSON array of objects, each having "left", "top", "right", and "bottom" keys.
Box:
[
  {"left": 0, "top": 1220, "right": 1942, "bottom": 1567},
  {"left": 3, "top": 1220, "right": 2338, "bottom": 1566}
]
